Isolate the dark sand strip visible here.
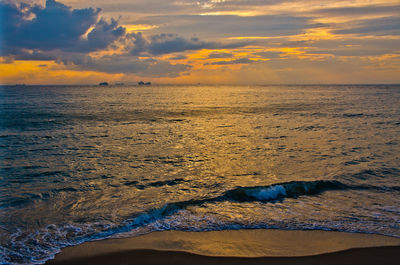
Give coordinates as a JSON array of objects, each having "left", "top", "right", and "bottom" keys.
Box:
[
  {"left": 47, "top": 246, "right": 400, "bottom": 265},
  {"left": 46, "top": 230, "right": 400, "bottom": 265}
]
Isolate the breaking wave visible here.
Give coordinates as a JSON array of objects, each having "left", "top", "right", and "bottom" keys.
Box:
[{"left": 2, "top": 179, "right": 396, "bottom": 264}]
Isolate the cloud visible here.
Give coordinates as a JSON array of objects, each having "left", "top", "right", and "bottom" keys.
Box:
[
  {"left": 135, "top": 14, "right": 324, "bottom": 39},
  {"left": 128, "top": 32, "right": 246, "bottom": 55},
  {"left": 76, "top": 54, "right": 190, "bottom": 77},
  {"left": 333, "top": 16, "right": 400, "bottom": 35},
  {"left": 315, "top": 4, "right": 400, "bottom": 16},
  {"left": 205, "top": 58, "right": 255, "bottom": 65},
  {"left": 170, "top": 55, "right": 187, "bottom": 60},
  {"left": 253, "top": 51, "right": 283, "bottom": 59},
  {"left": 0, "top": 0, "right": 125, "bottom": 56},
  {"left": 148, "top": 34, "right": 216, "bottom": 55},
  {"left": 307, "top": 47, "right": 399, "bottom": 57},
  {"left": 208, "top": 52, "right": 233, "bottom": 58},
  {"left": 85, "top": 18, "right": 126, "bottom": 51},
  {"left": 3, "top": 49, "right": 57, "bottom": 61},
  {"left": 299, "top": 37, "right": 400, "bottom": 58},
  {"left": 97, "top": 0, "right": 280, "bottom": 16},
  {"left": 0, "top": 0, "right": 197, "bottom": 78},
  {"left": 187, "top": 0, "right": 285, "bottom": 11},
  {"left": 99, "top": 0, "right": 186, "bottom": 14}
]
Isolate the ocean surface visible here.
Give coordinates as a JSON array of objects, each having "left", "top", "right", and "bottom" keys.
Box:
[{"left": 0, "top": 84, "right": 399, "bottom": 264}]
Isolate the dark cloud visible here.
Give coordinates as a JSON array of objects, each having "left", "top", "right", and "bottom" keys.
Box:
[
  {"left": 148, "top": 34, "right": 216, "bottom": 55},
  {"left": 253, "top": 51, "right": 283, "bottom": 59},
  {"left": 0, "top": 0, "right": 125, "bottom": 56},
  {"left": 189, "top": 0, "right": 283, "bottom": 11},
  {"left": 85, "top": 18, "right": 126, "bottom": 51},
  {"left": 76, "top": 54, "right": 191, "bottom": 77},
  {"left": 128, "top": 32, "right": 149, "bottom": 55},
  {"left": 170, "top": 55, "right": 187, "bottom": 60},
  {"left": 334, "top": 16, "right": 400, "bottom": 35},
  {"left": 208, "top": 52, "right": 233, "bottom": 58},
  {"left": 135, "top": 14, "right": 324, "bottom": 39},
  {"left": 307, "top": 48, "right": 398, "bottom": 57},
  {"left": 98, "top": 0, "right": 281, "bottom": 15},
  {"left": 128, "top": 32, "right": 246, "bottom": 56},
  {"left": 99, "top": 0, "right": 183, "bottom": 14},
  {"left": 205, "top": 58, "right": 255, "bottom": 65},
  {"left": 302, "top": 37, "right": 400, "bottom": 57},
  {"left": 315, "top": 4, "right": 400, "bottom": 15},
  {"left": 2, "top": 49, "right": 57, "bottom": 61}
]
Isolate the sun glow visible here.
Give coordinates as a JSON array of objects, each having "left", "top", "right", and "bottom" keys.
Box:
[
  {"left": 123, "top": 24, "right": 159, "bottom": 33},
  {"left": 0, "top": 60, "right": 123, "bottom": 85}
]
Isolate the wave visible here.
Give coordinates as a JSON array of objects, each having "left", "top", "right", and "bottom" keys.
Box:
[
  {"left": 2, "top": 179, "right": 398, "bottom": 264},
  {"left": 110, "top": 179, "right": 390, "bottom": 236},
  {"left": 223, "top": 180, "right": 349, "bottom": 202}
]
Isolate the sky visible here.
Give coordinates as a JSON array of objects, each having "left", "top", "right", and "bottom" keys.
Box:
[{"left": 0, "top": 0, "right": 399, "bottom": 84}]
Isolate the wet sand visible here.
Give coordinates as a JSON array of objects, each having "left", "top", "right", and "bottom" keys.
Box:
[{"left": 46, "top": 229, "right": 400, "bottom": 265}]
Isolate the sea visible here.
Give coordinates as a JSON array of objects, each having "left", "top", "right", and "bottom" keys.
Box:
[{"left": 0, "top": 84, "right": 399, "bottom": 264}]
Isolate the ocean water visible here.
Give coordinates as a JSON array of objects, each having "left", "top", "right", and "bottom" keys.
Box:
[{"left": 0, "top": 84, "right": 399, "bottom": 264}]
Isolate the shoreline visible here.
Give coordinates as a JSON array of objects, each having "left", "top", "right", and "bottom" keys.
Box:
[
  {"left": 46, "top": 246, "right": 400, "bottom": 265},
  {"left": 46, "top": 229, "right": 400, "bottom": 265}
]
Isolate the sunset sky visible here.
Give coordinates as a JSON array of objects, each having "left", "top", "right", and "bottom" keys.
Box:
[{"left": 1, "top": 0, "right": 399, "bottom": 84}]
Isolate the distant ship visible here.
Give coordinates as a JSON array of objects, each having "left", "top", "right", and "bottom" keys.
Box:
[
  {"left": 138, "top": 81, "right": 151, "bottom": 86},
  {"left": 99, "top": 82, "right": 109, "bottom": 86}
]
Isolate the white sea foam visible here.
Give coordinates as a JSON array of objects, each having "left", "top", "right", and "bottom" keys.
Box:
[{"left": 246, "top": 185, "right": 287, "bottom": 200}]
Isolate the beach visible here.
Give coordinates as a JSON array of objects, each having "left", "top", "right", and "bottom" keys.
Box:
[{"left": 46, "top": 229, "right": 400, "bottom": 265}]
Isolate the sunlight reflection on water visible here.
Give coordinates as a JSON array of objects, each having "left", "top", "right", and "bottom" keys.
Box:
[{"left": 1, "top": 84, "right": 399, "bottom": 263}]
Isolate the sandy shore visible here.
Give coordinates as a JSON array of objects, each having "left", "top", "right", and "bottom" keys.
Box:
[{"left": 46, "top": 229, "right": 400, "bottom": 265}]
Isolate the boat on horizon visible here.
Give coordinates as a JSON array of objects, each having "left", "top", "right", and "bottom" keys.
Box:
[{"left": 138, "top": 81, "right": 151, "bottom": 86}]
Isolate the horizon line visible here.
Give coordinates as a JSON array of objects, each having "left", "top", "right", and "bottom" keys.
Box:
[{"left": 1, "top": 83, "right": 400, "bottom": 87}]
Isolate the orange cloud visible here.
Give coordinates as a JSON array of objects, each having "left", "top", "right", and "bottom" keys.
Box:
[{"left": 0, "top": 60, "right": 124, "bottom": 85}]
